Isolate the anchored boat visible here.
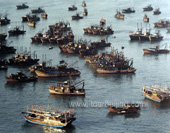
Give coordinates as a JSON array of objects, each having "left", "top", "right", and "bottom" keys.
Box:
[
  {"left": 143, "top": 45, "right": 169, "bottom": 54},
  {"left": 107, "top": 104, "right": 141, "bottom": 114},
  {"left": 35, "top": 61, "right": 81, "bottom": 78},
  {"left": 6, "top": 71, "right": 37, "bottom": 82},
  {"left": 143, "top": 85, "right": 170, "bottom": 102},
  {"left": 21, "top": 105, "right": 76, "bottom": 128},
  {"left": 48, "top": 78, "right": 85, "bottom": 96}
]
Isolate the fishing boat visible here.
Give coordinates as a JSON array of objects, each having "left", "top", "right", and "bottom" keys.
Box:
[
  {"left": 22, "top": 14, "right": 40, "bottom": 22},
  {"left": 0, "top": 16, "right": 10, "bottom": 25},
  {"left": 100, "top": 18, "right": 106, "bottom": 26},
  {"left": 8, "top": 27, "right": 26, "bottom": 36},
  {"left": 107, "top": 104, "right": 141, "bottom": 114},
  {"left": 31, "top": 7, "right": 44, "bottom": 13},
  {"left": 21, "top": 105, "right": 76, "bottom": 128},
  {"left": 35, "top": 62, "right": 81, "bottom": 78},
  {"left": 143, "top": 5, "right": 153, "bottom": 11},
  {"left": 48, "top": 78, "right": 85, "bottom": 96},
  {"left": 143, "top": 14, "right": 149, "bottom": 22},
  {"left": 149, "top": 30, "right": 163, "bottom": 41},
  {"left": 115, "top": 11, "right": 124, "bottom": 19},
  {"left": 41, "top": 11, "right": 48, "bottom": 19},
  {"left": 91, "top": 39, "right": 111, "bottom": 48},
  {"left": 79, "top": 47, "right": 97, "bottom": 56},
  {"left": 8, "top": 51, "right": 39, "bottom": 66},
  {"left": 82, "top": 1, "right": 86, "bottom": 7},
  {"left": 30, "top": 33, "right": 43, "bottom": 43},
  {"left": 72, "top": 13, "right": 83, "bottom": 20},
  {"left": 0, "top": 33, "right": 7, "bottom": 41},
  {"left": 154, "top": 19, "right": 170, "bottom": 28},
  {"left": 27, "top": 21, "right": 36, "bottom": 27},
  {"left": 6, "top": 71, "right": 37, "bottom": 82},
  {"left": 153, "top": 8, "right": 161, "bottom": 15},
  {"left": 143, "top": 45, "right": 169, "bottom": 54},
  {"left": 87, "top": 48, "right": 136, "bottom": 74},
  {"left": 142, "top": 85, "right": 170, "bottom": 102},
  {"left": 68, "top": 5, "right": 77, "bottom": 11},
  {"left": 83, "top": 8, "right": 88, "bottom": 16},
  {"left": 121, "top": 8, "right": 135, "bottom": 13},
  {"left": 16, "top": 3, "right": 29, "bottom": 9}
]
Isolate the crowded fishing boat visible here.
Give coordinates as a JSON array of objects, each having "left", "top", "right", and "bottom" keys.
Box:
[
  {"left": 21, "top": 105, "right": 76, "bottom": 128},
  {"left": 143, "top": 85, "right": 170, "bottom": 102}
]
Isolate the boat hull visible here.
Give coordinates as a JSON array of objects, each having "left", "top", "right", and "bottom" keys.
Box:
[
  {"left": 35, "top": 70, "right": 80, "bottom": 77},
  {"left": 143, "top": 49, "right": 169, "bottom": 54},
  {"left": 6, "top": 77, "right": 37, "bottom": 82},
  {"left": 48, "top": 89, "right": 85, "bottom": 96},
  {"left": 24, "top": 116, "right": 67, "bottom": 128},
  {"left": 107, "top": 105, "right": 140, "bottom": 114}
]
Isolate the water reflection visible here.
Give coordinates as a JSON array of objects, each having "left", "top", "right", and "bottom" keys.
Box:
[
  {"left": 107, "top": 112, "right": 140, "bottom": 119},
  {"left": 5, "top": 82, "right": 25, "bottom": 90},
  {"left": 21, "top": 122, "right": 76, "bottom": 133},
  {"left": 143, "top": 98, "right": 170, "bottom": 110},
  {"left": 94, "top": 72, "right": 135, "bottom": 79},
  {"left": 48, "top": 94, "right": 85, "bottom": 101}
]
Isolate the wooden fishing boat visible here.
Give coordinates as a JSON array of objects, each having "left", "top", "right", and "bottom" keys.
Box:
[
  {"left": 82, "top": 1, "right": 86, "bottom": 7},
  {"left": 143, "top": 85, "right": 170, "bottom": 102},
  {"left": 143, "top": 5, "right": 153, "bottom": 11},
  {"left": 143, "top": 14, "right": 149, "bottom": 22},
  {"left": 143, "top": 45, "right": 169, "bottom": 54},
  {"left": 21, "top": 105, "right": 76, "bottom": 128},
  {"left": 121, "top": 8, "right": 135, "bottom": 13},
  {"left": 16, "top": 3, "right": 29, "bottom": 9},
  {"left": 83, "top": 8, "right": 88, "bottom": 16},
  {"left": 31, "top": 7, "right": 44, "bottom": 13},
  {"left": 72, "top": 13, "right": 83, "bottom": 20},
  {"left": 22, "top": 14, "right": 40, "bottom": 22},
  {"left": 8, "top": 51, "right": 39, "bottom": 66},
  {"left": 115, "top": 11, "right": 124, "bottom": 19},
  {"left": 100, "top": 18, "right": 106, "bottom": 26},
  {"left": 35, "top": 63, "right": 81, "bottom": 78},
  {"left": 27, "top": 21, "right": 36, "bottom": 27},
  {"left": 8, "top": 27, "right": 26, "bottom": 36},
  {"left": 153, "top": 8, "right": 161, "bottom": 15},
  {"left": 0, "top": 16, "right": 10, "bottom": 25},
  {"left": 107, "top": 104, "right": 141, "bottom": 114},
  {"left": 6, "top": 71, "right": 37, "bottom": 82},
  {"left": 41, "top": 11, "right": 48, "bottom": 19},
  {"left": 91, "top": 39, "right": 111, "bottom": 48},
  {"left": 48, "top": 78, "right": 85, "bottom": 96},
  {"left": 68, "top": 5, "right": 77, "bottom": 11},
  {"left": 154, "top": 19, "right": 170, "bottom": 28}
]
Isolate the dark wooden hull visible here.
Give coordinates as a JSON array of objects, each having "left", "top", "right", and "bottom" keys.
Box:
[
  {"left": 35, "top": 70, "right": 81, "bottom": 78},
  {"left": 149, "top": 36, "right": 163, "bottom": 41},
  {"left": 6, "top": 77, "right": 37, "bottom": 82},
  {"left": 107, "top": 105, "right": 140, "bottom": 114},
  {"left": 129, "top": 35, "right": 140, "bottom": 40},
  {"left": 143, "top": 49, "right": 169, "bottom": 54}
]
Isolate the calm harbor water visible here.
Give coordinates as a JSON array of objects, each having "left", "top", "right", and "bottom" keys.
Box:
[{"left": 1, "top": 0, "right": 170, "bottom": 132}]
